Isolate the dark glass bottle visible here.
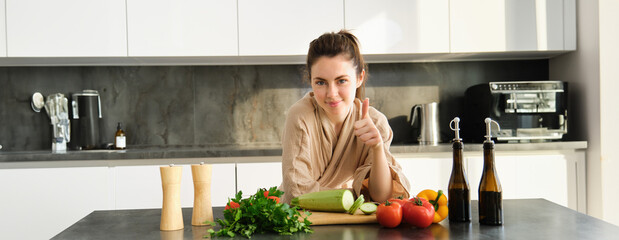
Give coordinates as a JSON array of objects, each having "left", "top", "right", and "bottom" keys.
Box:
[
  {"left": 115, "top": 122, "right": 126, "bottom": 150},
  {"left": 448, "top": 117, "right": 471, "bottom": 222},
  {"left": 478, "top": 118, "right": 502, "bottom": 225}
]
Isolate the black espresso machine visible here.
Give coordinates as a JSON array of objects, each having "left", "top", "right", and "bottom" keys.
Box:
[{"left": 462, "top": 81, "right": 567, "bottom": 143}]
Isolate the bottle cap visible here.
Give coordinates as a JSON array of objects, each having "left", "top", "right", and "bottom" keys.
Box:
[
  {"left": 450, "top": 117, "right": 462, "bottom": 141},
  {"left": 484, "top": 118, "right": 501, "bottom": 143}
]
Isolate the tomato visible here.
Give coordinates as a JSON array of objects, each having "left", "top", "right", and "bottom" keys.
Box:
[
  {"left": 264, "top": 191, "right": 280, "bottom": 203},
  {"left": 402, "top": 197, "right": 435, "bottom": 228},
  {"left": 376, "top": 201, "right": 403, "bottom": 228},
  {"left": 267, "top": 196, "right": 280, "bottom": 203},
  {"left": 388, "top": 196, "right": 408, "bottom": 207},
  {"left": 224, "top": 201, "right": 240, "bottom": 210}
]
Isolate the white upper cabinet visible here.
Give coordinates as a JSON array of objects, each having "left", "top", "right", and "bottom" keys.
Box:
[
  {"left": 450, "top": 0, "right": 573, "bottom": 52},
  {"left": 0, "top": 0, "right": 577, "bottom": 64},
  {"left": 345, "top": 0, "right": 449, "bottom": 54},
  {"left": 238, "top": 0, "right": 344, "bottom": 56},
  {"left": 127, "top": 0, "right": 238, "bottom": 57},
  {"left": 5, "top": 0, "right": 127, "bottom": 57},
  {"left": 0, "top": 0, "right": 6, "bottom": 57}
]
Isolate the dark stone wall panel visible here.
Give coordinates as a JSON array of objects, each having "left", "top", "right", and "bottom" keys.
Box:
[{"left": 0, "top": 60, "right": 548, "bottom": 150}]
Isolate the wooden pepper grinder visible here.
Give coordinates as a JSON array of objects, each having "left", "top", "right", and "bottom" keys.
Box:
[
  {"left": 191, "top": 162, "right": 214, "bottom": 226},
  {"left": 160, "top": 164, "right": 184, "bottom": 231}
]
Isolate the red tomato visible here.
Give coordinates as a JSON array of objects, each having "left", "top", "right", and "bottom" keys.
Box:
[
  {"left": 224, "top": 201, "right": 240, "bottom": 210},
  {"left": 376, "top": 201, "right": 403, "bottom": 228},
  {"left": 264, "top": 191, "right": 280, "bottom": 203},
  {"left": 267, "top": 196, "right": 280, "bottom": 203},
  {"left": 388, "top": 197, "right": 408, "bottom": 207},
  {"left": 402, "top": 197, "right": 435, "bottom": 228}
]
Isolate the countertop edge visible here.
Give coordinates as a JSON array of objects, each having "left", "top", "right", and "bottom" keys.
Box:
[{"left": 0, "top": 141, "right": 587, "bottom": 169}]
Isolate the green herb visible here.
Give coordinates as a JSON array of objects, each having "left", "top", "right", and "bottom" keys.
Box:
[{"left": 207, "top": 186, "right": 313, "bottom": 238}]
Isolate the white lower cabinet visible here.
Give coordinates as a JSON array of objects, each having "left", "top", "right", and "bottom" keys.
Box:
[
  {"left": 114, "top": 163, "right": 236, "bottom": 209},
  {"left": 397, "top": 153, "right": 570, "bottom": 208},
  {"left": 0, "top": 167, "right": 109, "bottom": 240},
  {"left": 397, "top": 157, "right": 452, "bottom": 196},
  {"left": 113, "top": 165, "right": 164, "bottom": 209},
  {"left": 466, "top": 154, "right": 569, "bottom": 207},
  {"left": 236, "top": 162, "right": 282, "bottom": 198},
  {"left": 0, "top": 163, "right": 236, "bottom": 240}
]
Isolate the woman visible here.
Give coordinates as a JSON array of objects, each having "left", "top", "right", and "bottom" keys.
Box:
[{"left": 280, "top": 30, "right": 410, "bottom": 204}]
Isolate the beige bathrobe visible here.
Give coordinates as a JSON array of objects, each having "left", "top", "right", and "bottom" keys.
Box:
[{"left": 280, "top": 92, "right": 411, "bottom": 204}]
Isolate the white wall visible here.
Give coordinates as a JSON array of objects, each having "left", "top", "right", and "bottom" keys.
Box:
[
  {"left": 550, "top": 0, "right": 619, "bottom": 226},
  {"left": 598, "top": 0, "right": 619, "bottom": 226}
]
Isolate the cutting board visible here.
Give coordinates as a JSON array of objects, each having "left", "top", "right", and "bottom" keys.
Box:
[{"left": 301, "top": 209, "right": 378, "bottom": 225}]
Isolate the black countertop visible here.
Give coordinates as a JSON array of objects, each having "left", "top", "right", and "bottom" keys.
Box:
[
  {"left": 0, "top": 141, "right": 587, "bottom": 163},
  {"left": 52, "top": 199, "right": 619, "bottom": 240}
]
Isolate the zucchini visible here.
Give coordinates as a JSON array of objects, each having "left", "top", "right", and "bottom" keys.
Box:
[
  {"left": 348, "top": 194, "right": 365, "bottom": 214},
  {"left": 359, "top": 202, "right": 377, "bottom": 215},
  {"left": 290, "top": 189, "right": 355, "bottom": 212}
]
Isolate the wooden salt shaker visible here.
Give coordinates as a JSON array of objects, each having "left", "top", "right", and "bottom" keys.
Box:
[
  {"left": 160, "top": 164, "right": 183, "bottom": 231},
  {"left": 191, "top": 162, "right": 213, "bottom": 225}
]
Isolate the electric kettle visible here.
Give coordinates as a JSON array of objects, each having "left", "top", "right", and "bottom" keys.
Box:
[
  {"left": 410, "top": 102, "right": 441, "bottom": 145},
  {"left": 70, "top": 90, "right": 102, "bottom": 150}
]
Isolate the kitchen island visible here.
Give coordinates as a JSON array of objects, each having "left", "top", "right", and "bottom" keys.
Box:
[
  {"left": 0, "top": 142, "right": 588, "bottom": 239},
  {"left": 52, "top": 199, "right": 619, "bottom": 240}
]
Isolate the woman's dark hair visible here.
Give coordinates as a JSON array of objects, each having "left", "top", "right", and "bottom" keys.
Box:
[{"left": 306, "top": 30, "right": 367, "bottom": 99}]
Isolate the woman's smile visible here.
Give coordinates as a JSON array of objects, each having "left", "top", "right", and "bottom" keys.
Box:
[{"left": 328, "top": 100, "right": 341, "bottom": 108}]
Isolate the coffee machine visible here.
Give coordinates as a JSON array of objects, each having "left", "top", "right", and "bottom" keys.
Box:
[
  {"left": 70, "top": 90, "right": 102, "bottom": 150},
  {"left": 463, "top": 81, "right": 568, "bottom": 143}
]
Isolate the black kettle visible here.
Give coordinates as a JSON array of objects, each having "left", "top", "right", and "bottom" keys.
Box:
[{"left": 69, "top": 90, "right": 102, "bottom": 150}]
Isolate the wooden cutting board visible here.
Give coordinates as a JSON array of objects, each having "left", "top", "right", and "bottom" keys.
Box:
[{"left": 301, "top": 209, "right": 378, "bottom": 225}]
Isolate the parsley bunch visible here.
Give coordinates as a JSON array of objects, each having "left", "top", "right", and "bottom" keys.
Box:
[{"left": 208, "top": 186, "right": 313, "bottom": 238}]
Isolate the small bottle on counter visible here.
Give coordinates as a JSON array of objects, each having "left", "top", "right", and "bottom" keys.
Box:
[
  {"left": 448, "top": 117, "right": 471, "bottom": 222},
  {"left": 115, "top": 122, "right": 126, "bottom": 150},
  {"left": 478, "top": 118, "right": 503, "bottom": 225}
]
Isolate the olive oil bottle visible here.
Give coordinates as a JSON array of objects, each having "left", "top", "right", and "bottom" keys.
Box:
[
  {"left": 448, "top": 117, "right": 471, "bottom": 222},
  {"left": 478, "top": 118, "right": 503, "bottom": 225}
]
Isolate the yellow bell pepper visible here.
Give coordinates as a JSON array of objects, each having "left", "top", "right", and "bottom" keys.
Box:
[{"left": 417, "top": 189, "right": 448, "bottom": 223}]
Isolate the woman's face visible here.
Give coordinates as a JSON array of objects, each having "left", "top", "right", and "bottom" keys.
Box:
[{"left": 310, "top": 54, "right": 364, "bottom": 122}]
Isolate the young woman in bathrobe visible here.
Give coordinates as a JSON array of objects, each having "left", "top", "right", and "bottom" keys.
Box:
[{"left": 280, "top": 30, "right": 411, "bottom": 204}]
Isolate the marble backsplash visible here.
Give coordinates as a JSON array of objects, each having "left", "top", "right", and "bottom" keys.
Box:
[{"left": 0, "top": 60, "right": 548, "bottom": 151}]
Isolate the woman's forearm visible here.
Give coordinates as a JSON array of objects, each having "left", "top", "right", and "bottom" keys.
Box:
[{"left": 368, "top": 144, "right": 392, "bottom": 202}]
